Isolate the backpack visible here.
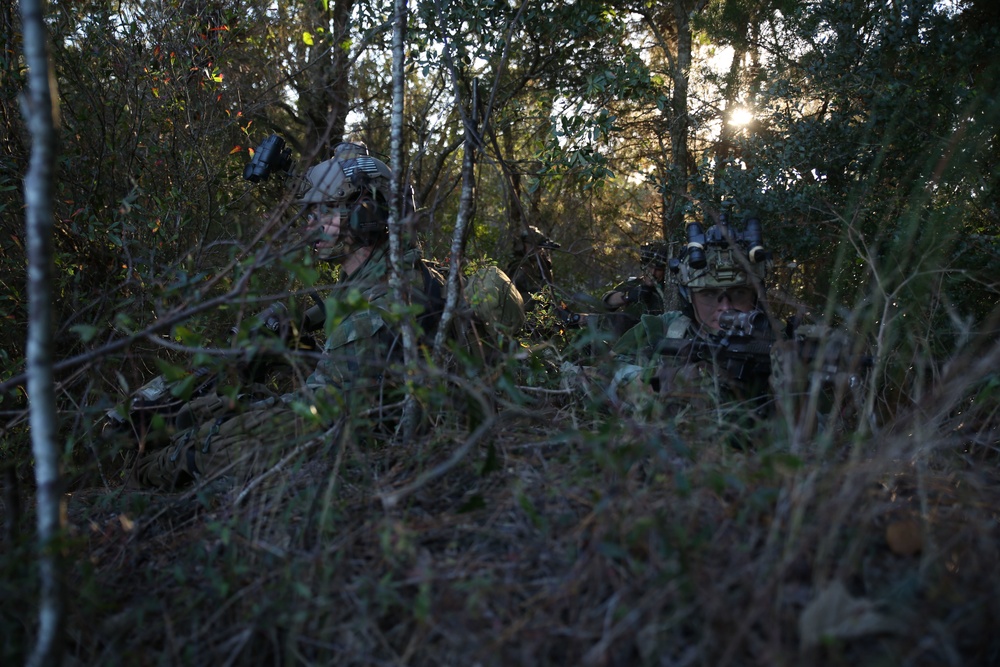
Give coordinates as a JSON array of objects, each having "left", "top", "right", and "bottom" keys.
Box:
[{"left": 464, "top": 265, "right": 526, "bottom": 336}]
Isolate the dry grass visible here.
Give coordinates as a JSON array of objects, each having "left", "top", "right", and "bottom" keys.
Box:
[
  {"left": 0, "top": 294, "right": 993, "bottom": 667},
  {"left": 3, "top": 339, "right": 998, "bottom": 667}
]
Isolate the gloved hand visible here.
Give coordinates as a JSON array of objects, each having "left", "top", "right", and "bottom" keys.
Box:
[
  {"left": 232, "top": 303, "right": 290, "bottom": 340},
  {"left": 622, "top": 285, "right": 651, "bottom": 304},
  {"left": 554, "top": 306, "right": 583, "bottom": 327}
]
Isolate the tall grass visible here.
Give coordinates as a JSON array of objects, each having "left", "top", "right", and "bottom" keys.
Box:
[{"left": 6, "top": 199, "right": 998, "bottom": 665}]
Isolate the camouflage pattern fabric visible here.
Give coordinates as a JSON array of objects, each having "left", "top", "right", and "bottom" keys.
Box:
[
  {"left": 611, "top": 311, "right": 695, "bottom": 365},
  {"left": 131, "top": 244, "right": 445, "bottom": 489},
  {"left": 607, "top": 311, "right": 696, "bottom": 414},
  {"left": 132, "top": 396, "right": 314, "bottom": 490},
  {"left": 602, "top": 277, "right": 668, "bottom": 320},
  {"left": 608, "top": 313, "right": 869, "bottom": 443},
  {"left": 506, "top": 250, "right": 554, "bottom": 309},
  {"left": 465, "top": 265, "right": 526, "bottom": 336},
  {"left": 768, "top": 323, "right": 870, "bottom": 436},
  {"left": 305, "top": 244, "right": 442, "bottom": 390},
  {"left": 607, "top": 312, "right": 771, "bottom": 441},
  {"left": 506, "top": 225, "right": 559, "bottom": 301}
]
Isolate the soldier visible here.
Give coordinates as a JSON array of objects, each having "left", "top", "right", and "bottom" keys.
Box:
[
  {"left": 506, "top": 225, "right": 560, "bottom": 311},
  {"left": 295, "top": 144, "right": 445, "bottom": 392},
  {"left": 606, "top": 212, "right": 869, "bottom": 440},
  {"left": 133, "top": 144, "right": 447, "bottom": 489},
  {"left": 605, "top": 215, "right": 772, "bottom": 422},
  {"left": 602, "top": 241, "right": 671, "bottom": 312},
  {"left": 599, "top": 241, "right": 672, "bottom": 337}
]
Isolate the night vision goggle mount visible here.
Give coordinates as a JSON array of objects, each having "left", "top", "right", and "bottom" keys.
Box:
[
  {"left": 244, "top": 134, "right": 295, "bottom": 183},
  {"left": 669, "top": 212, "right": 768, "bottom": 277}
]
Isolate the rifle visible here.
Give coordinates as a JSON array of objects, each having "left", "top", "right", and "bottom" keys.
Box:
[{"left": 655, "top": 310, "right": 873, "bottom": 384}]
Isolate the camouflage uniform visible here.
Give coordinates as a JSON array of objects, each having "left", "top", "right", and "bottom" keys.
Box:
[
  {"left": 133, "top": 246, "right": 445, "bottom": 489},
  {"left": 464, "top": 264, "right": 526, "bottom": 348},
  {"left": 597, "top": 277, "right": 668, "bottom": 338},
  {"left": 305, "top": 244, "right": 442, "bottom": 391},
  {"left": 595, "top": 215, "right": 867, "bottom": 441},
  {"left": 598, "top": 242, "right": 672, "bottom": 338},
  {"left": 133, "top": 144, "right": 445, "bottom": 489},
  {"left": 607, "top": 311, "right": 771, "bottom": 430},
  {"left": 598, "top": 220, "right": 774, "bottom": 440},
  {"left": 506, "top": 225, "right": 559, "bottom": 311},
  {"left": 132, "top": 393, "right": 309, "bottom": 490},
  {"left": 602, "top": 277, "right": 667, "bottom": 319}
]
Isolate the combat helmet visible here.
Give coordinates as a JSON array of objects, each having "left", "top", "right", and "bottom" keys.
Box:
[
  {"left": 298, "top": 142, "right": 415, "bottom": 245},
  {"left": 668, "top": 212, "right": 770, "bottom": 303}
]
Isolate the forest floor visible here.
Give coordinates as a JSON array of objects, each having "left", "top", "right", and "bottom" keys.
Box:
[{"left": 5, "top": 392, "right": 1000, "bottom": 666}]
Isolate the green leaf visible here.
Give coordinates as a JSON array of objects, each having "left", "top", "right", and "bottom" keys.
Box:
[
  {"left": 114, "top": 312, "right": 135, "bottom": 332},
  {"left": 173, "top": 326, "right": 202, "bottom": 347},
  {"left": 71, "top": 324, "right": 99, "bottom": 343},
  {"left": 302, "top": 31, "right": 314, "bottom": 46},
  {"left": 457, "top": 494, "right": 486, "bottom": 513},
  {"left": 289, "top": 400, "right": 324, "bottom": 425},
  {"left": 115, "top": 372, "right": 130, "bottom": 394},
  {"left": 479, "top": 442, "right": 500, "bottom": 476},
  {"left": 150, "top": 413, "right": 166, "bottom": 434},
  {"left": 414, "top": 581, "right": 431, "bottom": 623},
  {"left": 154, "top": 359, "right": 188, "bottom": 382},
  {"left": 290, "top": 262, "right": 320, "bottom": 286},
  {"left": 169, "top": 374, "right": 197, "bottom": 400}
]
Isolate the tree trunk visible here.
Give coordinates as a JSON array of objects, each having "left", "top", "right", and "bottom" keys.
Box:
[
  {"left": 299, "top": 0, "right": 356, "bottom": 154},
  {"left": 20, "top": 0, "right": 65, "bottom": 665},
  {"left": 388, "top": 0, "right": 421, "bottom": 444},
  {"left": 667, "top": 0, "right": 693, "bottom": 231},
  {"left": 431, "top": 0, "right": 478, "bottom": 361}
]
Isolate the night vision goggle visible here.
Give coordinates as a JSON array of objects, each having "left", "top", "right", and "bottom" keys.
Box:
[{"left": 668, "top": 212, "right": 769, "bottom": 285}]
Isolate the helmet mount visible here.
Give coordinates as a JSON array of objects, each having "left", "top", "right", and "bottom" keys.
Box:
[{"left": 669, "top": 212, "right": 770, "bottom": 303}]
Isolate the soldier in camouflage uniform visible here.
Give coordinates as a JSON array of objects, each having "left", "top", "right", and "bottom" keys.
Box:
[
  {"left": 506, "top": 225, "right": 560, "bottom": 311},
  {"left": 599, "top": 241, "right": 672, "bottom": 338},
  {"left": 608, "top": 213, "right": 869, "bottom": 440},
  {"left": 134, "top": 144, "right": 446, "bottom": 489},
  {"left": 296, "top": 147, "right": 444, "bottom": 392},
  {"left": 605, "top": 215, "right": 770, "bottom": 424}
]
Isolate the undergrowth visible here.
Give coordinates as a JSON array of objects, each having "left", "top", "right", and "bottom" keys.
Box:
[{"left": 3, "top": 321, "right": 999, "bottom": 666}]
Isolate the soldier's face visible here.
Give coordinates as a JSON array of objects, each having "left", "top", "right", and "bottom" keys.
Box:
[
  {"left": 691, "top": 285, "right": 755, "bottom": 332},
  {"left": 306, "top": 204, "right": 351, "bottom": 261}
]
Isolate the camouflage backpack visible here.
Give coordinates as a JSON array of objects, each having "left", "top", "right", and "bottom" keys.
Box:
[{"left": 464, "top": 265, "right": 526, "bottom": 337}]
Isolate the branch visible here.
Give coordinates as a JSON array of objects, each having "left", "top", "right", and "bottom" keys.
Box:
[{"left": 377, "top": 372, "right": 501, "bottom": 509}]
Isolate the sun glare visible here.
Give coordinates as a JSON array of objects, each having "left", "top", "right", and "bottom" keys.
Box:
[{"left": 729, "top": 107, "right": 754, "bottom": 127}]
